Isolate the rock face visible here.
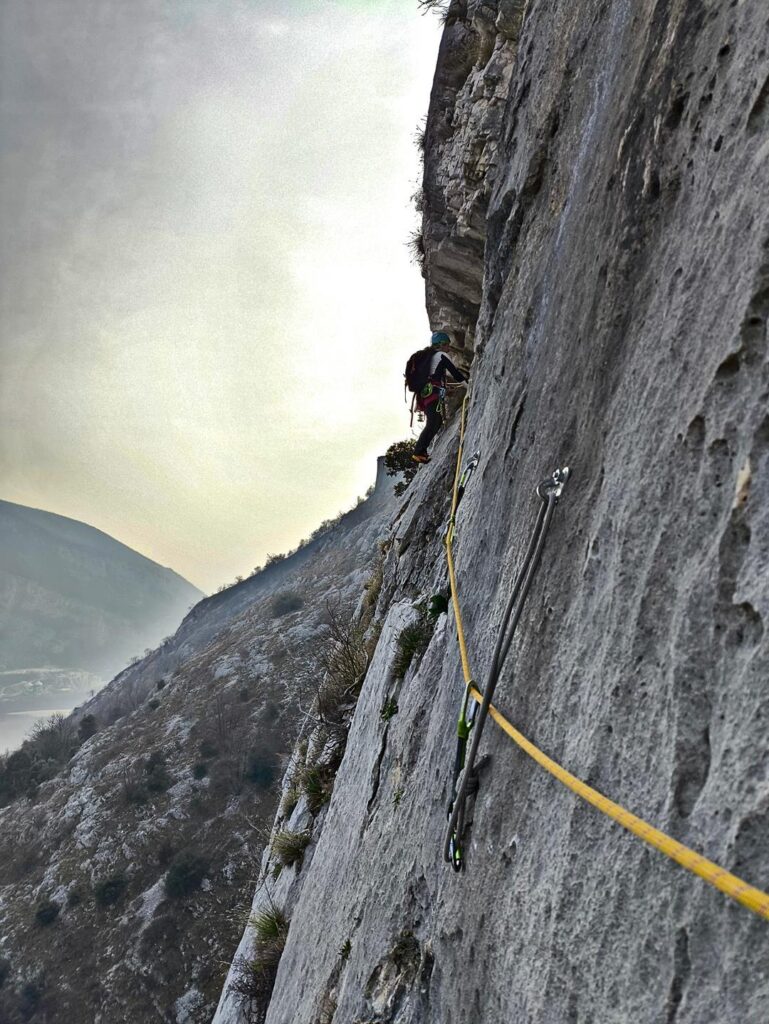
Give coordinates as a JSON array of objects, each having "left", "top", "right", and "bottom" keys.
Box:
[
  {"left": 0, "top": 475, "right": 396, "bottom": 1024},
  {"left": 422, "top": 0, "right": 525, "bottom": 351},
  {"left": 0, "top": 500, "right": 203, "bottom": 682},
  {"left": 217, "top": 3, "right": 769, "bottom": 1023}
]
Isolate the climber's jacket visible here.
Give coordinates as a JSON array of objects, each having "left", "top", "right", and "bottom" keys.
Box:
[{"left": 417, "top": 352, "right": 468, "bottom": 410}]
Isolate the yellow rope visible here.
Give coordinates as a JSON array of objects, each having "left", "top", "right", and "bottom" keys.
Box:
[
  {"left": 444, "top": 399, "right": 769, "bottom": 922},
  {"left": 446, "top": 398, "right": 473, "bottom": 685}
]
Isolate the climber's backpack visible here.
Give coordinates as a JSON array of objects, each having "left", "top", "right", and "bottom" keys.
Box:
[{"left": 404, "top": 347, "right": 434, "bottom": 395}]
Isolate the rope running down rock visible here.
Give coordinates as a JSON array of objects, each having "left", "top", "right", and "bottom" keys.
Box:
[
  {"left": 442, "top": 398, "right": 769, "bottom": 921},
  {"left": 443, "top": 395, "right": 567, "bottom": 866}
]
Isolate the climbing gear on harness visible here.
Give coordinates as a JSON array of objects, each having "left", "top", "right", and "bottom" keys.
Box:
[{"left": 444, "top": 465, "right": 569, "bottom": 869}]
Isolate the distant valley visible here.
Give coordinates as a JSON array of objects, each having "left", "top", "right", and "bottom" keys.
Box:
[{"left": 0, "top": 500, "right": 203, "bottom": 747}]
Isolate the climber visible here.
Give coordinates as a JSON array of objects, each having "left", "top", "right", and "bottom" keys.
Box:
[{"left": 406, "top": 331, "right": 469, "bottom": 464}]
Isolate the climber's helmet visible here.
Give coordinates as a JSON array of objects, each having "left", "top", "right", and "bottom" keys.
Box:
[{"left": 431, "top": 330, "right": 451, "bottom": 347}]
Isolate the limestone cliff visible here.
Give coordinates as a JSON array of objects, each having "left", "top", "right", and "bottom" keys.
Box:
[{"left": 216, "top": 2, "right": 769, "bottom": 1023}]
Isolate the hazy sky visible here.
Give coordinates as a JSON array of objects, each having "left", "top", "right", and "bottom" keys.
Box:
[{"left": 0, "top": 0, "right": 441, "bottom": 592}]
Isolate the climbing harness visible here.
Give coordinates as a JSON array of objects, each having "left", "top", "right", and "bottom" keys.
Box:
[
  {"left": 444, "top": 465, "right": 569, "bottom": 869},
  {"left": 442, "top": 400, "right": 769, "bottom": 922}
]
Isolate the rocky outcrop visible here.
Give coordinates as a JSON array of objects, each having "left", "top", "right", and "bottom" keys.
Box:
[
  {"left": 217, "top": 2, "right": 769, "bottom": 1023},
  {"left": 422, "top": 0, "right": 525, "bottom": 351}
]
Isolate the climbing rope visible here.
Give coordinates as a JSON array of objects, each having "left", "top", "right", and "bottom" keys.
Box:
[{"left": 442, "top": 399, "right": 769, "bottom": 921}]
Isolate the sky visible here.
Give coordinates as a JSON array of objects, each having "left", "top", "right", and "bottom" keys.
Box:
[{"left": 0, "top": 0, "right": 442, "bottom": 593}]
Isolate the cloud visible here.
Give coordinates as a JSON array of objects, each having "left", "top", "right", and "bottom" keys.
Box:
[{"left": 0, "top": 0, "right": 441, "bottom": 591}]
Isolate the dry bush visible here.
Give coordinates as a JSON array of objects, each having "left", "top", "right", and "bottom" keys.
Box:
[
  {"left": 271, "top": 829, "right": 311, "bottom": 868},
  {"left": 294, "top": 764, "right": 334, "bottom": 816},
  {"left": 407, "top": 229, "right": 426, "bottom": 272},
  {"left": 230, "top": 953, "right": 280, "bottom": 1024},
  {"left": 417, "top": 0, "right": 451, "bottom": 18},
  {"left": 280, "top": 784, "right": 300, "bottom": 818}
]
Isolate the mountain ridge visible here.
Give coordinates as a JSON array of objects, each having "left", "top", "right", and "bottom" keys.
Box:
[{"left": 0, "top": 499, "right": 203, "bottom": 683}]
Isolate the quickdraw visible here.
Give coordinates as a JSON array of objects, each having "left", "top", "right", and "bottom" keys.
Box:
[
  {"left": 446, "top": 683, "right": 478, "bottom": 871},
  {"left": 408, "top": 381, "right": 447, "bottom": 429},
  {"left": 441, "top": 448, "right": 481, "bottom": 871},
  {"left": 443, "top": 450, "right": 479, "bottom": 546},
  {"left": 444, "top": 466, "right": 569, "bottom": 870}
]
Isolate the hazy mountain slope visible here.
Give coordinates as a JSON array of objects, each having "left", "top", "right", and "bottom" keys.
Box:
[
  {"left": 0, "top": 500, "right": 203, "bottom": 683},
  {"left": 216, "top": 3, "right": 769, "bottom": 1023},
  {"left": 0, "top": 471, "right": 397, "bottom": 1023}
]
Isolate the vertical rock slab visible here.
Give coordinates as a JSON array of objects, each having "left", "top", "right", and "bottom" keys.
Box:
[{"left": 222, "top": 2, "right": 769, "bottom": 1022}]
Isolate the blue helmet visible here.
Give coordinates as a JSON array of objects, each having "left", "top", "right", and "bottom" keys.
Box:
[{"left": 431, "top": 330, "right": 450, "bottom": 346}]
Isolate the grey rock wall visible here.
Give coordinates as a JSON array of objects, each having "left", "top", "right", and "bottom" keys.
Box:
[
  {"left": 422, "top": 0, "right": 525, "bottom": 352},
  {"left": 222, "top": 1, "right": 769, "bottom": 1022}
]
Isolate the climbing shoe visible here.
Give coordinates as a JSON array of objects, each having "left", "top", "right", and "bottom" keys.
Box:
[{"left": 411, "top": 453, "right": 430, "bottom": 464}]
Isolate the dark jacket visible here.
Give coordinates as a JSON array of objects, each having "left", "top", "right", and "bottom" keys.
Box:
[{"left": 418, "top": 351, "right": 467, "bottom": 408}]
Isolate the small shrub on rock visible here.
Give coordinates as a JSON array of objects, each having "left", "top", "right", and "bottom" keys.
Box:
[
  {"left": 123, "top": 774, "right": 149, "bottom": 805},
  {"left": 297, "top": 765, "right": 333, "bottom": 815},
  {"left": 165, "top": 850, "right": 208, "bottom": 898},
  {"left": 157, "top": 841, "right": 176, "bottom": 868},
  {"left": 250, "top": 907, "right": 288, "bottom": 958},
  {"left": 281, "top": 785, "right": 300, "bottom": 818},
  {"left": 94, "top": 874, "right": 127, "bottom": 907},
  {"left": 78, "top": 714, "right": 98, "bottom": 742},
  {"left": 246, "top": 752, "right": 276, "bottom": 790},
  {"left": 34, "top": 899, "right": 60, "bottom": 926},
  {"left": 270, "top": 591, "right": 304, "bottom": 618},
  {"left": 145, "top": 751, "right": 171, "bottom": 793},
  {"left": 406, "top": 228, "right": 426, "bottom": 273},
  {"left": 393, "top": 615, "right": 434, "bottom": 679},
  {"left": 384, "top": 439, "right": 418, "bottom": 496},
  {"left": 391, "top": 929, "right": 421, "bottom": 979},
  {"left": 192, "top": 762, "right": 208, "bottom": 780},
  {"left": 67, "top": 886, "right": 84, "bottom": 908},
  {"left": 363, "top": 561, "right": 384, "bottom": 614},
  {"left": 19, "top": 980, "right": 43, "bottom": 1021},
  {"left": 380, "top": 698, "right": 399, "bottom": 722}
]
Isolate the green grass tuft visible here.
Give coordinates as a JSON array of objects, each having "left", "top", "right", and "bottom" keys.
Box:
[
  {"left": 271, "top": 829, "right": 311, "bottom": 868},
  {"left": 393, "top": 616, "right": 434, "bottom": 679},
  {"left": 380, "top": 698, "right": 399, "bottom": 722},
  {"left": 298, "top": 765, "right": 333, "bottom": 815}
]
